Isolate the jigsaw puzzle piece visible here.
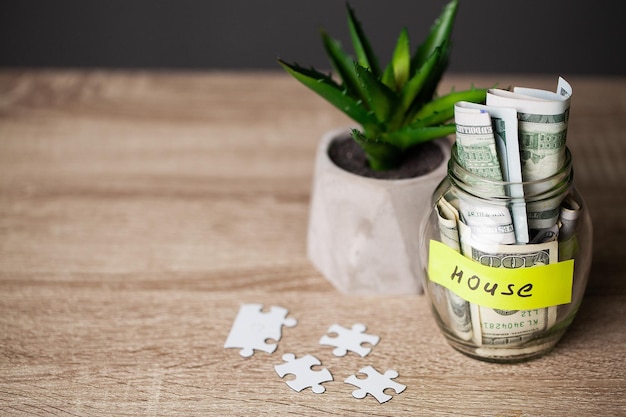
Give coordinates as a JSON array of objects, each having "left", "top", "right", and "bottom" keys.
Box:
[
  {"left": 274, "top": 353, "right": 333, "bottom": 394},
  {"left": 345, "top": 366, "right": 406, "bottom": 403},
  {"left": 224, "top": 304, "right": 297, "bottom": 357},
  {"left": 258, "top": 305, "right": 298, "bottom": 341},
  {"left": 319, "top": 323, "right": 380, "bottom": 357}
]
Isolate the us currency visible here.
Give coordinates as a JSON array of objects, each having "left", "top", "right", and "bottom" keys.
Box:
[
  {"left": 436, "top": 195, "right": 461, "bottom": 251},
  {"left": 461, "top": 229, "right": 559, "bottom": 348},
  {"left": 559, "top": 194, "right": 580, "bottom": 243},
  {"left": 456, "top": 101, "right": 529, "bottom": 244},
  {"left": 486, "top": 77, "right": 573, "bottom": 230},
  {"left": 454, "top": 104, "right": 516, "bottom": 245},
  {"left": 435, "top": 195, "right": 472, "bottom": 341},
  {"left": 515, "top": 76, "right": 572, "bottom": 101},
  {"left": 558, "top": 194, "right": 581, "bottom": 261},
  {"left": 529, "top": 224, "right": 559, "bottom": 244}
]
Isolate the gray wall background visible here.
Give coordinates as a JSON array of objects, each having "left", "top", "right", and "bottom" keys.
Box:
[{"left": 1, "top": 0, "right": 624, "bottom": 75}]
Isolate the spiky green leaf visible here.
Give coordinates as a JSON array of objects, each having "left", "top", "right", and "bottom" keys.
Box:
[
  {"left": 390, "top": 28, "right": 411, "bottom": 90},
  {"left": 410, "top": 88, "right": 487, "bottom": 125},
  {"left": 400, "top": 46, "right": 441, "bottom": 112},
  {"left": 277, "top": 59, "right": 378, "bottom": 128},
  {"left": 320, "top": 29, "right": 364, "bottom": 102},
  {"left": 384, "top": 124, "right": 456, "bottom": 150},
  {"left": 381, "top": 62, "right": 397, "bottom": 91},
  {"left": 410, "top": 108, "right": 455, "bottom": 128},
  {"left": 354, "top": 63, "right": 398, "bottom": 123},
  {"left": 346, "top": 3, "right": 381, "bottom": 77},
  {"left": 419, "top": 38, "right": 451, "bottom": 100},
  {"left": 278, "top": 1, "right": 490, "bottom": 171},
  {"left": 411, "top": 0, "right": 458, "bottom": 71}
]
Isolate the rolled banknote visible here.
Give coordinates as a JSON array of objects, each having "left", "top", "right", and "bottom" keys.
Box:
[
  {"left": 456, "top": 101, "right": 529, "bottom": 244},
  {"left": 435, "top": 195, "right": 472, "bottom": 341},
  {"left": 435, "top": 77, "right": 575, "bottom": 353},
  {"left": 515, "top": 76, "right": 572, "bottom": 101},
  {"left": 558, "top": 194, "right": 581, "bottom": 261},
  {"left": 436, "top": 196, "right": 461, "bottom": 252},
  {"left": 454, "top": 104, "right": 516, "bottom": 245},
  {"left": 559, "top": 194, "right": 580, "bottom": 243},
  {"left": 530, "top": 224, "right": 559, "bottom": 244},
  {"left": 486, "top": 77, "right": 573, "bottom": 230},
  {"left": 461, "top": 229, "right": 559, "bottom": 347}
]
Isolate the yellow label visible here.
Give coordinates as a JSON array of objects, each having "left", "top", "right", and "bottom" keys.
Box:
[{"left": 428, "top": 240, "right": 574, "bottom": 310}]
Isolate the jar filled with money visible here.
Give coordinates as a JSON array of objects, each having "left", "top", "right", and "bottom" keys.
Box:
[{"left": 419, "top": 77, "right": 593, "bottom": 362}]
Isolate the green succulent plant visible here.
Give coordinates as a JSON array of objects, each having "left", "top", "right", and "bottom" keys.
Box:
[{"left": 278, "top": 0, "right": 487, "bottom": 171}]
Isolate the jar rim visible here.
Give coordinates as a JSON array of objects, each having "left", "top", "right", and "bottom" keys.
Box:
[{"left": 448, "top": 144, "right": 573, "bottom": 201}]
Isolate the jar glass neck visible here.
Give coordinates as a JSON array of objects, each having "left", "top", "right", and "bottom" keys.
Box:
[{"left": 447, "top": 144, "right": 573, "bottom": 202}]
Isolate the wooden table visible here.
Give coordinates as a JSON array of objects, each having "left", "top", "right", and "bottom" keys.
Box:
[{"left": 1, "top": 71, "right": 624, "bottom": 416}]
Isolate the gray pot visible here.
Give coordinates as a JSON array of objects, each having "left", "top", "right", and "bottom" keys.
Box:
[{"left": 307, "top": 128, "right": 451, "bottom": 295}]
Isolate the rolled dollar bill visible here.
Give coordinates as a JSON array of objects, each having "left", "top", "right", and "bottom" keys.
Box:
[
  {"left": 486, "top": 77, "right": 573, "bottom": 230},
  {"left": 435, "top": 195, "right": 472, "bottom": 341},
  {"left": 558, "top": 194, "right": 581, "bottom": 261},
  {"left": 515, "top": 76, "right": 572, "bottom": 101},
  {"left": 559, "top": 194, "right": 580, "bottom": 242},
  {"left": 436, "top": 196, "right": 461, "bottom": 252},
  {"left": 461, "top": 229, "right": 559, "bottom": 347},
  {"left": 530, "top": 224, "right": 559, "bottom": 244},
  {"left": 454, "top": 104, "right": 516, "bottom": 245},
  {"left": 456, "top": 101, "right": 529, "bottom": 244}
]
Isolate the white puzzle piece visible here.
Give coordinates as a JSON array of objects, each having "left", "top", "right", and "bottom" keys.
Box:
[
  {"left": 345, "top": 366, "right": 406, "bottom": 403},
  {"left": 224, "top": 304, "right": 297, "bottom": 357},
  {"left": 274, "top": 353, "right": 333, "bottom": 394},
  {"left": 319, "top": 323, "right": 380, "bottom": 357}
]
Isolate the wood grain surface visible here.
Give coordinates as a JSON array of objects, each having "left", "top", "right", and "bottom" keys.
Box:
[{"left": 1, "top": 71, "right": 624, "bottom": 416}]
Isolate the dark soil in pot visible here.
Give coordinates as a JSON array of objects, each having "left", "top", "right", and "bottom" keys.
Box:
[{"left": 328, "top": 136, "right": 445, "bottom": 180}]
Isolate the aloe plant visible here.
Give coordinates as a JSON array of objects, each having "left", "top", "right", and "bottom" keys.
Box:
[{"left": 278, "top": 0, "right": 487, "bottom": 171}]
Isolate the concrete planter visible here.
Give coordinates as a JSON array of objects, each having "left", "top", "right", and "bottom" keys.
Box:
[{"left": 307, "top": 128, "right": 450, "bottom": 295}]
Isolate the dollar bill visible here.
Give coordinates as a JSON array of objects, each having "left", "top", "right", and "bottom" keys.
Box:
[
  {"left": 460, "top": 229, "right": 559, "bottom": 347},
  {"left": 515, "top": 76, "right": 572, "bottom": 101},
  {"left": 435, "top": 195, "right": 472, "bottom": 341},
  {"left": 454, "top": 104, "right": 516, "bottom": 245},
  {"left": 456, "top": 101, "right": 529, "bottom": 244},
  {"left": 436, "top": 195, "right": 461, "bottom": 251},
  {"left": 434, "top": 77, "right": 577, "bottom": 354},
  {"left": 486, "top": 77, "right": 573, "bottom": 230},
  {"left": 559, "top": 194, "right": 580, "bottom": 242},
  {"left": 530, "top": 224, "right": 559, "bottom": 244},
  {"left": 558, "top": 194, "right": 581, "bottom": 261}
]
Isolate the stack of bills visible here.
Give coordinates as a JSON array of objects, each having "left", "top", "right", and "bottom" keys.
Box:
[{"left": 435, "top": 77, "right": 581, "bottom": 353}]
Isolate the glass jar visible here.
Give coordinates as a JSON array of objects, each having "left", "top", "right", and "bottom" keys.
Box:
[{"left": 419, "top": 144, "right": 592, "bottom": 363}]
